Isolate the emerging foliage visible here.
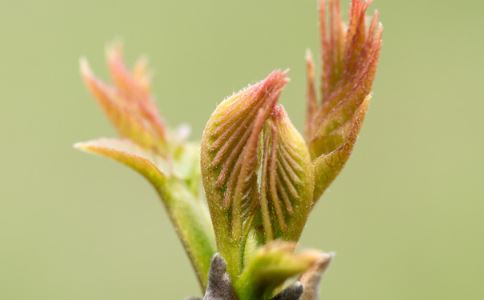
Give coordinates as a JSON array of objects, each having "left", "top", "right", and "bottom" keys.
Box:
[
  {"left": 236, "top": 242, "right": 323, "bottom": 300},
  {"left": 75, "top": 138, "right": 168, "bottom": 187},
  {"left": 76, "top": 0, "right": 382, "bottom": 299},
  {"left": 201, "top": 71, "right": 288, "bottom": 244},
  {"left": 78, "top": 47, "right": 216, "bottom": 289},
  {"left": 306, "top": 0, "right": 383, "bottom": 200},
  {"left": 260, "top": 106, "right": 313, "bottom": 242},
  {"left": 80, "top": 45, "right": 168, "bottom": 156}
]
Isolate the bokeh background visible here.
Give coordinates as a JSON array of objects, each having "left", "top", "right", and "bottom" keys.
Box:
[{"left": 1, "top": 0, "right": 483, "bottom": 299}]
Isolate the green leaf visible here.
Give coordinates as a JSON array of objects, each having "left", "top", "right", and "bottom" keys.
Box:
[
  {"left": 235, "top": 241, "right": 319, "bottom": 300},
  {"left": 259, "top": 105, "right": 314, "bottom": 242}
]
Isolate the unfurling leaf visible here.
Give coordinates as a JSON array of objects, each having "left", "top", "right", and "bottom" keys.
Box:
[
  {"left": 201, "top": 71, "right": 288, "bottom": 277},
  {"left": 313, "top": 95, "right": 370, "bottom": 200},
  {"left": 306, "top": 0, "right": 382, "bottom": 200},
  {"left": 77, "top": 46, "right": 218, "bottom": 288},
  {"left": 80, "top": 45, "right": 167, "bottom": 156},
  {"left": 260, "top": 105, "right": 313, "bottom": 242},
  {"left": 235, "top": 241, "right": 322, "bottom": 300},
  {"left": 75, "top": 138, "right": 168, "bottom": 188}
]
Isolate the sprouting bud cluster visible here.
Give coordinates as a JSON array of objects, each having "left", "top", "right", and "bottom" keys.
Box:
[
  {"left": 201, "top": 0, "right": 382, "bottom": 283},
  {"left": 76, "top": 1, "right": 381, "bottom": 299}
]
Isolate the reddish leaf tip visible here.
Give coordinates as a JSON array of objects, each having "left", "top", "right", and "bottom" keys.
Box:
[{"left": 271, "top": 104, "right": 286, "bottom": 120}]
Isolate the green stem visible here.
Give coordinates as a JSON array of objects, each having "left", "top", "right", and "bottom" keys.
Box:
[
  {"left": 156, "top": 178, "right": 216, "bottom": 291},
  {"left": 218, "top": 239, "right": 243, "bottom": 281}
]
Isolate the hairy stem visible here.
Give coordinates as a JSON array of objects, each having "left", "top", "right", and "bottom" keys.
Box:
[{"left": 156, "top": 178, "right": 216, "bottom": 290}]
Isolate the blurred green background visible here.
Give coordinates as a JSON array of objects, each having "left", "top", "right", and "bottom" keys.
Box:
[{"left": 1, "top": 0, "right": 483, "bottom": 299}]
